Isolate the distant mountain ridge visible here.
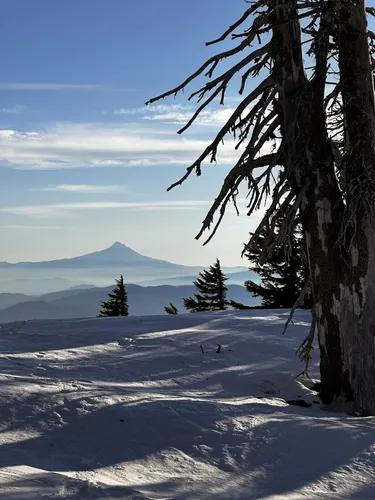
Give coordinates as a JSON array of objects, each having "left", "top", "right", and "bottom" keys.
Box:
[
  {"left": 0, "top": 242, "right": 190, "bottom": 270},
  {"left": 0, "top": 283, "right": 260, "bottom": 323},
  {"left": 0, "top": 242, "right": 251, "bottom": 295}
]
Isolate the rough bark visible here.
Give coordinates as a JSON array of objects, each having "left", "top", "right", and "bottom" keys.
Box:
[
  {"left": 272, "top": 0, "right": 375, "bottom": 414},
  {"left": 269, "top": 0, "right": 347, "bottom": 405},
  {"left": 334, "top": 0, "right": 375, "bottom": 415}
]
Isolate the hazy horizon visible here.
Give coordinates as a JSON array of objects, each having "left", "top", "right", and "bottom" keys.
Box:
[
  {"left": 0, "top": 240, "right": 254, "bottom": 295},
  {"left": 0, "top": 239, "right": 250, "bottom": 268}
]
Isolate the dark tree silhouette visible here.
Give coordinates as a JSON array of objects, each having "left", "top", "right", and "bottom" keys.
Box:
[
  {"left": 184, "top": 259, "right": 228, "bottom": 312},
  {"left": 99, "top": 275, "right": 129, "bottom": 317},
  {"left": 245, "top": 218, "right": 311, "bottom": 309},
  {"left": 165, "top": 303, "right": 178, "bottom": 315}
]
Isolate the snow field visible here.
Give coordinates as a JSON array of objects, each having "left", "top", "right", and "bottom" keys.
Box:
[{"left": 0, "top": 310, "right": 374, "bottom": 499}]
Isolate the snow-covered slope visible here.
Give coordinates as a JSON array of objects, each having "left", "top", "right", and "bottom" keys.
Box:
[{"left": 0, "top": 310, "right": 374, "bottom": 499}]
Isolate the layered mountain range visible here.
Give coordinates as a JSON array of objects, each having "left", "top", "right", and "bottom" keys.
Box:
[
  {"left": 0, "top": 242, "right": 259, "bottom": 320},
  {"left": 0, "top": 242, "right": 254, "bottom": 295},
  {"left": 0, "top": 283, "right": 260, "bottom": 323}
]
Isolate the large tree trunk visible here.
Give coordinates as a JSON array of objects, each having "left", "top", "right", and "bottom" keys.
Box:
[
  {"left": 271, "top": 0, "right": 375, "bottom": 414},
  {"left": 269, "top": 0, "right": 349, "bottom": 406},
  {"left": 334, "top": 0, "right": 375, "bottom": 414}
]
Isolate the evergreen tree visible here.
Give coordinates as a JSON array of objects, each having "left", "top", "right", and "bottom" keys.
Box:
[
  {"left": 99, "top": 275, "right": 129, "bottom": 317},
  {"left": 165, "top": 303, "right": 178, "bottom": 315},
  {"left": 184, "top": 259, "right": 228, "bottom": 312},
  {"left": 244, "top": 220, "right": 311, "bottom": 309}
]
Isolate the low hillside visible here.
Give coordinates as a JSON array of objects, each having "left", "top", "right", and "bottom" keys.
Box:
[{"left": 0, "top": 284, "right": 259, "bottom": 322}]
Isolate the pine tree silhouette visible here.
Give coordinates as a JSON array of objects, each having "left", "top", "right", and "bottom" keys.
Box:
[
  {"left": 184, "top": 259, "right": 228, "bottom": 312},
  {"left": 99, "top": 275, "right": 129, "bottom": 317},
  {"left": 244, "top": 220, "right": 311, "bottom": 308},
  {"left": 165, "top": 303, "right": 178, "bottom": 315}
]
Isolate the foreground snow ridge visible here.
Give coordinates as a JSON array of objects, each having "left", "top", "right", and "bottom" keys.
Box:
[{"left": 0, "top": 310, "right": 374, "bottom": 499}]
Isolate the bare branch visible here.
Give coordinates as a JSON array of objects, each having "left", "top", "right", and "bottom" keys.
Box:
[
  {"left": 297, "top": 307, "right": 317, "bottom": 377},
  {"left": 257, "top": 191, "right": 295, "bottom": 260},
  {"left": 250, "top": 114, "right": 279, "bottom": 156},
  {"left": 191, "top": 108, "right": 280, "bottom": 244},
  {"left": 324, "top": 82, "right": 342, "bottom": 109},
  {"left": 206, "top": 0, "right": 266, "bottom": 46},
  {"left": 176, "top": 43, "right": 272, "bottom": 134},
  {"left": 234, "top": 87, "right": 277, "bottom": 147},
  {"left": 166, "top": 75, "right": 275, "bottom": 191},
  {"left": 199, "top": 177, "right": 245, "bottom": 246},
  {"left": 177, "top": 84, "right": 226, "bottom": 135},
  {"left": 242, "top": 179, "right": 291, "bottom": 257},
  {"left": 146, "top": 20, "right": 270, "bottom": 107},
  {"left": 261, "top": 176, "right": 310, "bottom": 263},
  {"left": 195, "top": 153, "right": 278, "bottom": 244},
  {"left": 282, "top": 280, "right": 311, "bottom": 336}
]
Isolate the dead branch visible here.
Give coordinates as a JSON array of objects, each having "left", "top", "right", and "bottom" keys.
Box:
[
  {"left": 250, "top": 114, "right": 279, "bottom": 157},
  {"left": 324, "top": 82, "right": 342, "bottom": 109},
  {"left": 282, "top": 280, "right": 311, "bottom": 336},
  {"left": 194, "top": 111, "right": 280, "bottom": 246},
  {"left": 297, "top": 306, "right": 316, "bottom": 376},
  {"left": 166, "top": 76, "right": 275, "bottom": 191},
  {"left": 242, "top": 179, "right": 291, "bottom": 257},
  {"left": 195, "top": 153, "right": 278, "bottom": 245},
  {"left": 146, "top": 15, "right": 270, "bottom": 108},
  {"left": 145, "top": 0, "right": 325, "bottom": 249},
  {"left": 239, "top": 54, "right": 272, "bottom": 94},
  {"left": 258, "top": 191, "right": 295, "bottom": 259},
  {"left": 261, "top": 176, "right": 310, "bottom": 263},
  {"left": 234, "top": 88, "right": 277, "bottom": 148},
  {"left": 206, "top": 0, "right": 266, "bottom": 46},
  {"left": 176, "top": 43, "right": 272, "bottom": 134}
]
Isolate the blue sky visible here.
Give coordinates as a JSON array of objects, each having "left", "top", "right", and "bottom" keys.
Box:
[{"left": 0, "top": 0, "right": 264, "bottom": 266}]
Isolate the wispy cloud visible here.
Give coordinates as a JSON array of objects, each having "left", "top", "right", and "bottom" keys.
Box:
[
  {"left": 0, "top": 83, "right": 132, "bottom": 91},
  {"left": 114, "top": 104, "right": 189, "bottom": 115},
  {"left": 143, "top": 108, "right": 235, "bottom": 126},
  {"left": 38, "top": 184, "right": 123, "bottom": 194},
  {"left": 0, "top": 104, "right": 26, "bottom": 114},
  {"left": 114, "top": 103, "right": 234, "bottom": 126},
  {"left": 0, "top": 200, "right": 214, "bottom": 217},
  {"left": 0, "top": 122, "right": 241, "bottom": 170}
]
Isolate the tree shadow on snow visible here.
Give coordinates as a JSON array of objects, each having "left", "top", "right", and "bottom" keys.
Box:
[
  {"left": 1, "top": 310, "right": 359, "bottom": 498},
  {"left": 0, "top": 471, "right": 147, "bottom": 499},
  {"left": 0, "top": 396, "right": 374, "bottom": 498}
]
